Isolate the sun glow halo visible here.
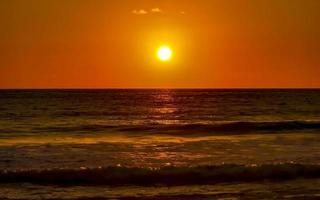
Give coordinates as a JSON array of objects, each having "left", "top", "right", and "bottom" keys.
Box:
[{"left": 157, "top": 46, "right": 172, "bottom": 62}]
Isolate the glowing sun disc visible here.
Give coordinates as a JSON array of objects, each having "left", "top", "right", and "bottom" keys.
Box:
[{"left": 157, "top": 46, "right": 172, "bottom": 61}]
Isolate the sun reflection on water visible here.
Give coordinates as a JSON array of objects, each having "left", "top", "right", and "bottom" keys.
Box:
[
  {"left": 152, "top": 89, "right": 175, "bottom": 103},
  {"left": 150, "top": 90, "right": 180, "bottom": 124}
]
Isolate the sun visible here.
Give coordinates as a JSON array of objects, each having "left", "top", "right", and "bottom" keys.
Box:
[{"left": 157, "top": 46, "right": 172, "bottom": 62}]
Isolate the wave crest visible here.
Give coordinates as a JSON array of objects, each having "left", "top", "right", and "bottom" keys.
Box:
[
  {"left": 1, "top": 163, "right": 319, "bottom": 186},
  {"left": 119, "top": 121, "right": 320, "bottom": 133}
]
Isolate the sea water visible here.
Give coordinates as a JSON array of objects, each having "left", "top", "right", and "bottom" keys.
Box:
[{"left": 0, "top": 89, "right": 320, "bottom": 199}]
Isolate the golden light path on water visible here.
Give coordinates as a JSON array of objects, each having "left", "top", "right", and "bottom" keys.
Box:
[
  {"left": 0, "top": 132, "right": 317, "bottom": 146},
  {"left": 0, "top": 133, "right": 318, "bottom": 169},
  {"left": 150, "top": 89, "right": 178, "bottom": 124}
]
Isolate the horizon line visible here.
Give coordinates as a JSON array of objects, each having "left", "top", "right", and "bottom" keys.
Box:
[{"left": 1, "top": 87, "right": 320, "bottom": 90}]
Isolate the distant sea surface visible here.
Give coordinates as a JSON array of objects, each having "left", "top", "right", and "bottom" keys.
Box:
[{"left": 1, "top": 89, "right": 320, "bottom": 199}]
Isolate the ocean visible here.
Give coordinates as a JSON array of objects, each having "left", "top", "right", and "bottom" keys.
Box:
[{"left": 0, "top": 89, "right": 320, "bottom": 199}]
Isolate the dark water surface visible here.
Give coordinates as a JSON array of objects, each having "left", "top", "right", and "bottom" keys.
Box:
[
  {"left": 1, "top": 89, "right": 320, "bottom": 135},
  {"left": 0, "top": 89, "right": 320, "bottom": 199}
]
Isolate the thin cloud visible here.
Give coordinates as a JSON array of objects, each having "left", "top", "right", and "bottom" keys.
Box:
[
  {"left": 132, "top": 8, "right": 184, "bottom": 15},
  {"left": 132, "top": 9, "right": 148, "bottom": 15},
  {"left": 151, "top": 8, "right": 162, "bottom": 13}
]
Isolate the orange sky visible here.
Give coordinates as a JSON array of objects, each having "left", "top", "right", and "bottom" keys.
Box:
[{"left": 1, "top": 0, "right": 320, "bottom": 88}]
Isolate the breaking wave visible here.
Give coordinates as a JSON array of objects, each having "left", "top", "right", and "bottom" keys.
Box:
[
  {"left": 118, "top": 120, "right": 320, "bottom": 133},
  {"left": 30, "top": 120, "right": 320, "bottom": 134},
  {"left": 1, "top": 163, "right": 319, "bottom": 186}
]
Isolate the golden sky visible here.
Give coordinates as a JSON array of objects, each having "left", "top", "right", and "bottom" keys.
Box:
[{"left": 1, "top": 0, "right": 320, "bottom": 88}]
